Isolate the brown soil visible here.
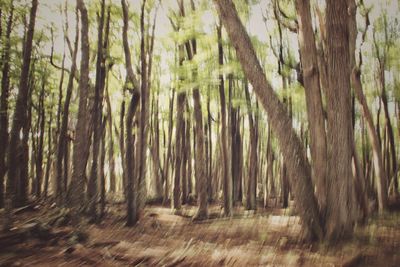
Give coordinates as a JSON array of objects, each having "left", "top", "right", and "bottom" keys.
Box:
[{"left": 1, "top": 201, "right": 399, "bottom": 266}]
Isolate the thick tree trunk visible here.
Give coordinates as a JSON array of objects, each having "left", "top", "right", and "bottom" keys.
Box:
[
  {"left": 324, "top": 0, "right": 356, "bottom": 241},
  {"left": 214, "top": 0, "right": 322, "bottom": 240}
]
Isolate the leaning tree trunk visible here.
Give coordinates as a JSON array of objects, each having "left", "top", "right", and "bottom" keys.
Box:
[{"left": 213, "top": 0, "right": 323, "bottom": 240}]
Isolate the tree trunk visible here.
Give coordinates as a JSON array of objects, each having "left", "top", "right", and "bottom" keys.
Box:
[
  {"left": 181, "top": 108, "right": 188, "bottom": 205},
  {"left": 295, "top": 0, "right": 327, "bottom": 214},
  {"left": 100, "top": 116, "right": 107, "bottom": 219},
  {"left": 244, "top": 80, "right": 257, "bottom": 210},
  {"left": 217, "top": 24, "right": 233, "bottom": 215},
  {"left": 35, "top": 76, "right": 46, "bottom": 198},
  {"left": 88, "top": 0, "right": 106, "bottom": 221},
  {"left": 214, "top": 0, "right": 322, "bottom": 240},
  {"left": 352, "top": 69, "right": 387, "bottom": 212},
  {"left": 105, "top": 85, "right": 116, "bottom": 193},
  {"left": 177, "top": 1, "right": 208, "bottom": 220},
  {"left": 135, "top": 0, "right": 149, "bottom": 211},
  {"left": 5, "top": 0, "right": 38, "bottom": 229},
  {"left": 121, "top": 0, "right": 141, "bottom": 226},
  {"left": 44, "top": 111, "right": 53, "bottom": 198},
  {"left": 56, "top": 4, "right": 79, "bottom": 205},
  {"left": 173, "top": 91, "right": 185, "bottom": 213},
  {"left": 0, "top": 1, "right": 14, "bottom": 209},
  {"left": 163, "top": 90, "right": 175, "bottom": 204},
  {"left": 68, "top": 0, "right": 90, "bottom": 215},
  {"left": 324, "top": 0, "right": 356, "bottom": 241}
]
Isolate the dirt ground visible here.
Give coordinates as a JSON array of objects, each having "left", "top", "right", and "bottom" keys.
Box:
[{"left": 1, "top": 201, "right": 400, "bottom": 266}]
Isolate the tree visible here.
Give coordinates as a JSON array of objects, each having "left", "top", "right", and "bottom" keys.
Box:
[
  {"left": 324, "top": 0, "right": 356, "bottom": 240},
  {"left": 68, "top": 0, "right": 90, "bottom": 216},
  {"left": 0, "top": 0, "right": 14, "bottom": 209},
  {"left": 213, "top": 0, "right": 323, "bottom": 240},
  {"left": 55, "top": 3, "right": 79, "bottom": 205},
  {"left": 295, "top": 0, "right": 327, "bottom": 214},
  {"left": 121, "top": 0, "right": 141, "bottom": 226},
  {"left": 4, "top": 0, "right": 38, "bottom": 229},
  {"left": 217, "top": 23, "right": 233, "bottom": 215},
  {"left": 182, "top": 0, "right": 208, "bottom": 220},
  {"left": 88, "top": 0, "right": 106, "bottom": 222}
]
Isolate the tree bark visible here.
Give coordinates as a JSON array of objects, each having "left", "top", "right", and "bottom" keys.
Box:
[
  {"left": 121, "top": 0, "right": 141, "bottom": 226},
  {"left": 214, "top": 0, "right": 322, "bottom": 240},
  {"left": 35, "top": 76, "right": 46, "bottom": 198},
  {"left": 244, "top": 80, "right": 257, "bottom": 210},
  {"left": 5, "top": 0, "right": 38, "bottom": 229},
  {"left": 135, "top": 0, "right": 150, "bottom": 211},
  {"left": 295, "top": 0, "right": 327, "bottom": 214},
  {"left": 173, "top": 92, "right": 185, "bottom": 213},
  {"left": 105, "top": 86, "right": 116, "bottom": 193},
  {"left": 88, "top": 0, "right": 106, "bottom": 221},
  {"left": 44, "top": 111, "right": 53, "bottom": 198},
  {"left": 0, "top": 1, "right": 14, "bottom": 209},
  {"left": 352, "top": 69, "right": 387, "bottom": 211},
  {"left": 217, "top": 24, "right": 233, "bottom": 215},
  {"left": 324, "top": 0, "right": 356, "bottom": 240},
  {"left": 68, "top": 0, "right": 90, "bottom": 215},
  {"left": 56, "top": 4, "right": 79, "bottom": 205}
]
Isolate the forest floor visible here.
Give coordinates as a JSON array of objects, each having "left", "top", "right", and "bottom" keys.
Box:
[{"left": 1, "top": 199, "right": 400, "bottom": 267}]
